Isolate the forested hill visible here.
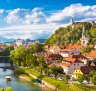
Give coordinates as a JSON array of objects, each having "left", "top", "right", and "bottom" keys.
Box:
[{"left": 45, "top": 22, "right": 96, "bottom": 45}]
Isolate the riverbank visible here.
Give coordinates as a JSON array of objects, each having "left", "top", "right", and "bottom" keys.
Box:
[
  {"left": 14, "top": 67, "right": 96, "bottom": 91},
  {"left": 14, "top": 68, "right": 54, "bottom": 91},
  {"left": 0, "top": 87, "right": 12, "bottom": 91}
]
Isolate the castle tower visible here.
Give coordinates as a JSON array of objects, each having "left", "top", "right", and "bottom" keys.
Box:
[
  {"left": 80, "top": 24, "right": 89, "bottom": 46},
  {"left": 91, "top": 21, "right": 95, "bottom": 26}
]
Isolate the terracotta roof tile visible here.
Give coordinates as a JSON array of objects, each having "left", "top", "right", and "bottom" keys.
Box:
[
  {"left": 66, "top": 44, "right": 82, "bottom": 49},
  {"left": 60, "top": 62, "right": 71, "bottom": 67},
  {"left": 86, "top": 50, "right": 96, "bottom": 58}
]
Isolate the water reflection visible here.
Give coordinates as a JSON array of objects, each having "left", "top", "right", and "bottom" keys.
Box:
[{"left": 0, "top": 63, "right": 42, "bottom": 91}]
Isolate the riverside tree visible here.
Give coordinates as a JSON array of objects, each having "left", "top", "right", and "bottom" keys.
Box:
[
  {"left": 10, "top": 45, "right": 27, "bottom": 66},
  {"left": 90, "top": 71, "right": 96, "bottom": 85},
  {"left": 37, "top": 56, "right": 47, "bottom": 73},
  {"left": 50, "top": 65, "right": 64, "bottom": 78},
  {"left": 77, "top": 74, "right": 85, "bottom": 83}
]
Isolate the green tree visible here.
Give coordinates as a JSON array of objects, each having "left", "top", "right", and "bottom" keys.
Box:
[
  {"left": 90, "top": 71, "right": 96, "bottom": 85},
  {"left": 37, "top": 56, "right": 47, "bottom": 73},
  {"left": 4, "top": 45, "right": 14, "bottom": 56},
  {"left": 64, "top": 75, "right": 70, "bottom": 83},
  {"left": 77, "top": 74, "right": 85, "bottom": 83},
  {"left": 50, "top": 66, "right": 64, "bottom": 78},
  {"left": 29, "top": 42, "right": 44, "bottom": 53},
  {"left": 26, "top": 53, "right": 38, "bottom": 68},
  {"left": 90, "top": 27, "right": 96, "bottom": 38},
  {"left": 81, "top": 46, "right": 92, "bottom": 54},
  {"left": 91, "top": 75, "right": 96, "bottom": 85},
  {"left": 10, "top": 45, "right": 27, "bottom": 66}
]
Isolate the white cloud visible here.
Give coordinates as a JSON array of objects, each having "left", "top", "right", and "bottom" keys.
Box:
[
  {"left": 0, "top": 9, "right": 4, "bottom": 14},
  {"left": 46, "top": 3, "right": 96, "bottom": 23},
  {"left": 5, "top": 7, "right": 45, "bottom": 24},
  {"left": 0, "top": 4, "right": 96, "bottom": 40},
  {"left": 32, "top": 7, "right": 43, "bottom": 13},
  {"left": 5, "top": 8, "right": 29, "bottom": 24},
  {"left": 23, "top": 7, "right": 45, "bottom": 24},
  {"left": 0, "top": 23, "right": 68, "bottom": 39}
]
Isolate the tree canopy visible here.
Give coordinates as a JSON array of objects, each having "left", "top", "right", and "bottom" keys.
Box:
[{"left": 45, "top": 22, "right": 96, "bottom": 45}]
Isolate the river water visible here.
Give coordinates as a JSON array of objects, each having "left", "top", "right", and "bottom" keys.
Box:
[{"left": 0, "top": 63, "right": 43, "bottom": 91}]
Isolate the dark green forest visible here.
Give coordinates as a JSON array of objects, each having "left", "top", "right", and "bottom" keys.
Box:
[{"left": 45, "top": 22, "right": 96, "bottom": 45}]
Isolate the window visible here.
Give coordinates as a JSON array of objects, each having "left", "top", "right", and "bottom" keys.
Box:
[
  {"left": 77, "top": 64, "right": 79, "bottom": 66},
  {"left": 83, "top": 41, "right": 85, "bottom": 44}
]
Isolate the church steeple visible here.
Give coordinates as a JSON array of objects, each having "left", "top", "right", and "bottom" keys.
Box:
[
  {"left": 70, "top": 17, "right": 75, "bottom": 29},
  {"left": 70, "top": 17, "right": 74, "bottom": 24},
  {"left": 80, "top": 23, "right": 89, "bottom": 46},
  {"left": 82, "top": 24, "right": 86, "bottom": 39}
]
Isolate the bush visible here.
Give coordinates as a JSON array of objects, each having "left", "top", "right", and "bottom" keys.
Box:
[
  {"left": 14, "top": 68, "right": 27, "bottom": 76},
  {"left": 5, "top": 87, "right": 13, "bottom": 91}
]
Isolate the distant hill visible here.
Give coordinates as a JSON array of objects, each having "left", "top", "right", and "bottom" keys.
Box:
[
  {"left": 0, "top": 36, "right": 15, "bottom": 43},
  {"left": 0, "top": 37, "right": 46, "bottom": 44},
  {"left": 45, "top": 22, "right": 96, "bottom": 45},
  {"left": 32, "top": 39, "right": 46, "bottom": 43}
]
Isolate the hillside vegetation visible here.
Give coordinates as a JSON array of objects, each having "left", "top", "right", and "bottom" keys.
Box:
[{"left": 45, "top": 22, "right": 96, "bottom": 45}]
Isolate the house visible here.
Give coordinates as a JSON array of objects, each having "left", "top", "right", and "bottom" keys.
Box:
[
  {"left": 45, "top": 53, "right": 63, "bottom": 65},
  {"left": 0, "top": 45, "right": 5, "bottom": 52},
  {"left": 60, "top": 56, "right": 85, "bottom": 75},
  {"left": 88, "top": 60, "right": 96, "bottom": 67},
  {"left": 73, "top": 66, "right": 96, "bottom": 79},
  {"left": 85, "top": 50, "right": 96, "bottom": 60},
  {"left": 59, "top": 44, "right": 82, "bottom": 58},
  {"left": 48, "top": 62, "right": 59, "bottom": 68},
  {"left": 44, "top": 45, "right": 50, "bottom": 51},
  {"left": 66, "top": 44, "right": 82, "bottom": 49},
  {"left": 15, "top": 39, "right": 24, "bottom": 46},
  {"left": 72, "top": 54, "right": 88, "bottom": 65},
  {"left": 60, "top": 49, "right": 69, "bottom": 58},
  {"left": 48, "top": 45, "right": 61, "bottom": 54}
]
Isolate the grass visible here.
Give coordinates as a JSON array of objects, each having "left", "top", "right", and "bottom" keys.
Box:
[
  {"left": 0, "top": 87, "right": 13, "bottom": 91},
  {"left": 15, "top": 68, "right": 96, "bottom": 91},
  {"left": 70, "top": 83, "right": 96, "bottom": 91}
]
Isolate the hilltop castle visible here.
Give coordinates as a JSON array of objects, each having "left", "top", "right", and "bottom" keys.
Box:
[{"left": 70, "top": 18, "right": 90, "bottom": 46}]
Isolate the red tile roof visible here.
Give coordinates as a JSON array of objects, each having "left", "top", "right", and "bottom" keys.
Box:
[
  {"left": 72, "top": 54, "right": 87, "bottom": 59},
  {"left": 86, "top": 50, "right": 96, "bottom": 58},
  {"left": 61, "top": 55, "right": 83, "bottom": 67},
  {"left": 66, "top": 44, "right": 82, "bottom": 49},
  {"left": 44, "top": 45, "right": 50, "bottom": 49},
  {"left": 45, "top": 54, "right": 63, "bottom": 60},
  {"left": 60, "top": 62, "right": 71, "bottom": 67}
]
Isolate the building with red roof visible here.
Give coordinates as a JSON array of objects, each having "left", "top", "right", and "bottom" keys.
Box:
[
  {"left": 60, "top": 55, "right": 85, "bottom": 75},
  {"left": 73, "top": 66, "right": 96, "bottom": 79}
]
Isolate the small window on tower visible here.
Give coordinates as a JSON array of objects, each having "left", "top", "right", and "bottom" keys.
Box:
[{"left": 83, "top": 41, "right": 85, "bottom": 44}]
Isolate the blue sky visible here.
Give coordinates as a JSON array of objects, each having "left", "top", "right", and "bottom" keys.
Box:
[{"left": 0, "top": 0, "right": 96, "bottom": 40}]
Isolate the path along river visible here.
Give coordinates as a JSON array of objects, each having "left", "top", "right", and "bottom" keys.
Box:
[{"left": 0, "top": 63, "right": 43, "bottom": 91}]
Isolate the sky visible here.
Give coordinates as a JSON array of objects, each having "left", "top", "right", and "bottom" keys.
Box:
[{"left": 0, "top": 0, "right": 96, "bottom": 40}]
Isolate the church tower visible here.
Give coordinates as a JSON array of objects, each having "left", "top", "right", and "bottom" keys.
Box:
[
  {"left": 80, "top": 24, "right": 89, "bottom": 46},
  {"left": 70, "top": 17, "right": 75, "bottom": 29}
]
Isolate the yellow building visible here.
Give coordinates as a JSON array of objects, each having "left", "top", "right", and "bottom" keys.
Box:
[{"left": 73, "top": 66, "right": 96, "bottom": 79}]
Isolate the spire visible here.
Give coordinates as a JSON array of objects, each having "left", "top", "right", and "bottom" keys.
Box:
[
  {"left": 82, "top": 24, "right": 86, "bottom": 39},
  {"left": 70, "top": 17, "right": 74, "bottom": 24}
]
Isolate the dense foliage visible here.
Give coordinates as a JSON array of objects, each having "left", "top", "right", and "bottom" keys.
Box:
[
  {"left": 0, "top": 45, "right": 14, "bottom": 56},
  {"left": 22, "top": 68, "right": 96, "bottom": 91},
  {"left": 46, "top": 22, "right": 96, "bottom": 45},
  {"left": 10, "top": 42, "right": 45, "bottom": 69}
]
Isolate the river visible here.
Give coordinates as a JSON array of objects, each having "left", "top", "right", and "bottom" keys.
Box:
[{"left": 0, "top": 63, "right": 43, "bottom": 91}]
